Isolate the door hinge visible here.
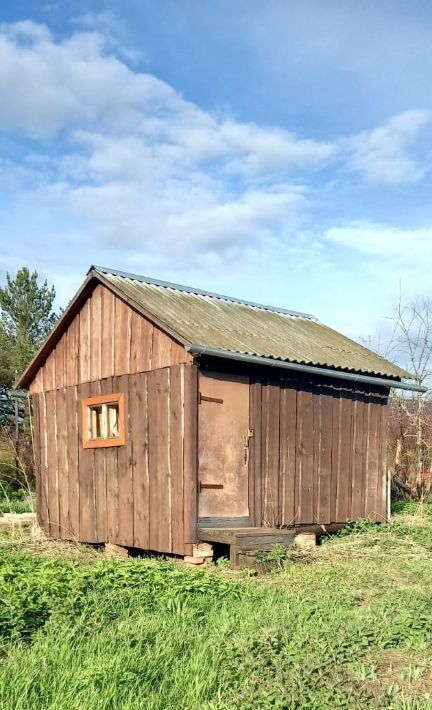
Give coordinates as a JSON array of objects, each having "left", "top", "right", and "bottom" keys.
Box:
[
  {"left": 198, "top": 481, "right": 224, "bottom": 493},
  {"left": 198, "top": 393, "right": 224, "bottom": 404}
]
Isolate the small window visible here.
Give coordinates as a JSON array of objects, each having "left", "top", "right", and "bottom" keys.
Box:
[{"left": 82, "top": 393, "right": 125, "bottom": 449}]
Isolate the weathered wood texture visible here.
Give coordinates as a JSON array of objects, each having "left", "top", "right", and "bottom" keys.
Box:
[
  {"left": 249, "top": 375, "right": 388, "bottom": 526},
  {"left": 29, "top": 284, "right": 192, "bottom": 393},
  {"left": 31, "top": 364, "right": 198, "bottom": 555}
]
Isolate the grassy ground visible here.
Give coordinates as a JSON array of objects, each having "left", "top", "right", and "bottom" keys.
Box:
[
  {"left": 1, "top": 504, "right": 432, "bottom": 709},
  {"left": 0, "top": 482, "right": 34, "bottom": 514},
  {"left": 0, "top": 444, "right": 34, "bottom": 514}
]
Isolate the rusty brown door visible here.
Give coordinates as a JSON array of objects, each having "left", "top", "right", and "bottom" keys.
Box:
[{"left": 198, "top": 371, "right": 251, "bottom": 523}]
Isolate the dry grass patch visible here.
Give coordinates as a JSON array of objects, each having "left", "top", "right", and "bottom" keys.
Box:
[
  {"left": 0, "top": 527, "right": 104, "bottom": 563},
  {"left": 353, "top": 649, "right": 432, "bottom": 705}
]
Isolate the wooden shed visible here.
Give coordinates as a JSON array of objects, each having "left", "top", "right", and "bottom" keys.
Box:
[{"left": 18, "top": 266, "right": 422, "bottom": 566}]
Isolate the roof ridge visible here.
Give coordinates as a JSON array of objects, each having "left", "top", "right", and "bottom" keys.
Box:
[{"left": 89, "top": 265, "right": 318, "bottom": 321}]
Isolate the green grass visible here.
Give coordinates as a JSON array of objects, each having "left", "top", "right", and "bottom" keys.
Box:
[
  {"left": 1, "top": 506, "right": 432, "bottom": 708},
  {"left": 0, "top": 441, "right": 35, "bottom": 514},
  {"left": 0, "top": 480, "right": 34, "bottom": 515}
]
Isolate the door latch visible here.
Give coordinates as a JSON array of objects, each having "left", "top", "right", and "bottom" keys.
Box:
[
  {"left": 243, "top": 429, "right": 254, "bottom": 464},
  {"left": 243, "top": 429, "right": 254, "bottom": 446}
]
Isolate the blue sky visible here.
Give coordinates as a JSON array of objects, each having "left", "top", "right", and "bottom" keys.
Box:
[{"left": 1, "top": 1, "right": 432, "bottom": 340}]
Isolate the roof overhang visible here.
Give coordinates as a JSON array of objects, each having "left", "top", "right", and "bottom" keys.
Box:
[
  {"left": 17, "top": 265, "right": 423, "bottom": 394},
  {"left": 186, "top": 344, "right": 427, "bottom": 393}
]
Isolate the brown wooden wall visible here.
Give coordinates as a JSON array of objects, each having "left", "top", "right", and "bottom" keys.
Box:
[
  {"left": 31, "top": 364, "right": 198, "bottom": 555},
  {"left": 30, "top": 284, "right": 192, "bottom": 394},
  {"left": 249, "top": 375, "right": 388, "bottom": 527}
]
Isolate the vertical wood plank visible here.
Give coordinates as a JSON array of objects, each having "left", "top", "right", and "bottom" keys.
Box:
[
  {"left": 165, "top": 368, "right": 173, "bottom": 553},
  {"left": 363, "top": 391, "right": 372, "bottom": 518},
  {"left": 66, "top": 385, "right": 80, "bottom": 538},
  {"left": 336, "top": 389, "right": 354, "bottom": 521},
  {"left": 101, "top": 289, "right": 115, "bottom": 379},
  {"left": 152, "top": 326, "right": 171, "bottom": 370},
  {"left": 45, "top": 390, "right": 60, "bottom": 536},
  {"left": 367, "top": 396, "right": 380, "bottom": 521},
  {"left": 147, "top": 369, "right": 158, "bottom": 550},
  {"left": 130, "top": 310, "right": 143, "bottom": 374},
  {"left": 43, "top": 351, "right": 56, "bottom": 392},
  {"left": 330, "top": 385, "right": 341, "bottom": 522},
  {"left": 38, "top": 391, "right": 50, "bottom": 534},
  {"left": 114, "top": 299, "right": 131, "bottom": 376},
  {"left": 90, "top": 286, "right": 102, "bottom": 382},
  {"left": 115, "top": 375, "right": 133, "bottom": 546},
  {"left": 315, "top": 388, "right": 332, "bottom": 525},
  {"left": 249, "top": 380, "right": 262, "bottom": 527},
  {"left": 377, "top": 399, "right": 388, "bottom": 521},
  {"left": 148, "top": 368, "right": 171, "bottom": 552},
  {"left": 92, "top": 379, "right": 107, "bottom": 542},
  {"left": 31, "top": 395, "right": 43, "bottom": 529},
  {"left": 79, "top": 300, "right": 91, "bottom": 384},
  {"left": 170, "top": 338, "right": 191, "bottom": 366},
  {"left": 54, "top": 339, "right": 65, "bottom": 390},
  {"left": 183, "top": 364, "right": 198, "bottom": 551},
  {"left": 263, "top": 380, "right": 280, "bottom": 527},
  {"left": 170, "top": 365, "right": 184, "bottom": 554},
  {"left": 30, "top": 368, "right": 43, "bottom": 394},
  {"left": 296, "top": 386, "right": 314, "bottom": 524},
  {"left": 77, "top": 382, "right": 97, "bottom": 542},
  {"left": 105, "top": 445, "right": 119, "bottom": 543},
  {"left": 130, "top": 372, "right": 150, "bottom": 549},
  {"left": 141, "top": 319, "right": 154, "bottom": 371},
  {"left": 66, "top": 317, "right": 79, "bottom": 388},
  {"left": 351, "top": 392, "right": 365, "bottom": 519},
  {"left": 56, "top": 387, "right": 69, "bottom": 538},
  {"left": 261, "top": 380, "right": 269, "bottom": 524},
  {"left": 30, "top": 395, "right": 40, "bottom": 515},
  {"left": 280, "top": 383, "right": 297, "bottom": 526}
]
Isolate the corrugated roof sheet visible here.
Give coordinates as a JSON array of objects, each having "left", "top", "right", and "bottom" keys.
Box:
[{"left": 94, "top": 266, "right": 410, "bottom": 380}]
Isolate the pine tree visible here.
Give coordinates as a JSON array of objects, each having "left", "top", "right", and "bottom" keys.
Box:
[{"left": 0, "top": 268, "right": 58, "bottom": 386}]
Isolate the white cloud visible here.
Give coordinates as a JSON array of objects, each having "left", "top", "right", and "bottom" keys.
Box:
[
  {"left": 220, "top": 122, "right": 335, "bottom": 176},
  {"left": 1, "top": 17, "right": 432, "bottom": 303},
  {"left": 0, "top": 21, "right": 333, "bottom": 174},
  {"left": 326, "top": 221, "right": 432, "bottom": 260},
  {"left": 343, "top": 109, "right": 432, "bottom": 184},
  {"left": 0, "top": 20, "right": 328, "bottom": 270}
]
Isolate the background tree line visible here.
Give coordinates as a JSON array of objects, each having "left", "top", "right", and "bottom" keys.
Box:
[
  {"left": 0, "top": 268, "right": 58, "bottom": 502},
  {"left": 0, "top": 267, "right": 58, "bottom": 389}
]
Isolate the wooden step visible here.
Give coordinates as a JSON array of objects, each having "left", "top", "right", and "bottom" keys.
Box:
[{"left": 198, "top": 527, "right": 297, "bottom": 569}]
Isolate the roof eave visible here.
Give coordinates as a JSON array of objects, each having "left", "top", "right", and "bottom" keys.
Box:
[{"left": 186, "top": 345, "right": 427, "bottom": 393}]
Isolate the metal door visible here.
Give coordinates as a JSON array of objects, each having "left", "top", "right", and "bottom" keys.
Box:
[{"left": 198, "top": 371, "right": 251, "bottom": 523}]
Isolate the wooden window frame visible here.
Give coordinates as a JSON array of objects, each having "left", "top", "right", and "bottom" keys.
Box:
[{"left": 82, "top": 393, "right": 126, "bottom": 449}]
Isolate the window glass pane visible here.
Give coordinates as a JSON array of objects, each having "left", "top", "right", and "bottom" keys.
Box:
[
  {"left": 84, "top": 396, "right": 123, "bottom": 447},
  {"left": 90, "top": 405, "right": 103, "bottom": 439},
  {"left": 107, "top": 403, "right": 119, "bottom": 438}
]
